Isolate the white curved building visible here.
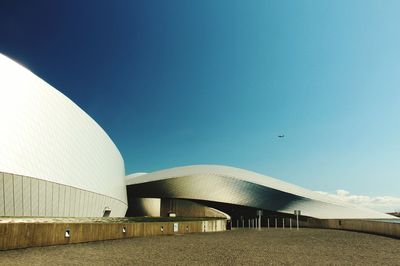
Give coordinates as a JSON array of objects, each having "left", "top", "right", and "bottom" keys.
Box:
[
  {"left": 0, "top": 54, "right": 127, "bottom": 217},
  {"left": 126, "top": 165, "right": 393, "bottom": 219}
]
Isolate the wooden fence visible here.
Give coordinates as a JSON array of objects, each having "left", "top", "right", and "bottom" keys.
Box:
[
  {"left": 305, "top": 218, "right": 400, "bottom": 238},
  {"left": 0, "top": 219, "right": 227, "bottom": 250}
]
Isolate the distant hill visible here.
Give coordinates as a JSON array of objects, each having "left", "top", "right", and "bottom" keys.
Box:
[{"left": 388, "top": 212, "right": 400, "bottom": 218}]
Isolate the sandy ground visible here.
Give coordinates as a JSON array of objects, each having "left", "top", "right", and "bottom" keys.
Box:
[{"left": 0, "top": 228, "right": 399, "bottom": 265}]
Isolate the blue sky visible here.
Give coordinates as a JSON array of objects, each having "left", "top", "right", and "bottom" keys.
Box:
[{"left": 1, "top": 1, "right": 399, "bottom": 205}]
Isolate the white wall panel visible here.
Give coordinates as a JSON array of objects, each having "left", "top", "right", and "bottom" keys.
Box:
[
  {"left": 13, "top": 175, "right": 23, "bottom": 216},
  {"left": 45, "top": 181, "right": 52, "bottom": 216},
  {"left": 91, "top": 194, "right": 97, "bottom": 217},
  {"left": 82, "top": 191, "right": 88, "bottom": 217},
  {"left": 38, "top": 179, "right": 46, "bottom": 216},
  {"left": 113, "top": 200, "right": 122, "bottom": 217},
  {"left": 105, "top": 197, "right": 112, "bottom": 216},
  {"left": 111, "top": 199, "right": 118, "bottom": 216},
  {"left": 72, "top": 189, "right": 78, "bottom": 217},
  {"left": 97, "top": 196, "right": 103, "bottom": 216},
  {"left": 89, "top": 193, "right": 95, "bottom": 217},
  {"left": 0, "top": 172, "right": 127, "bottom": 217},
  {"left": 102, "top": 195, "right": 108, "bottom": 216},
  {"left": 93, "top": 194, "right": 99, "bottom": 217},
  {"left": 85, "top": 192, "right": 91, "bottom": 217},
  {"left": 70, "top": 188, "right": 76, "bottom": 217},
  {"left": 31, "top": 178, "right": 39, "bottom": 216},
  {"left": 79, "top": 190, "right": 85, "bottom": 217},
  {"left": 22, "top": 176, "right": 31, "bottom": 216},
  {"left": 0, "top": 54, "right": 127, "bottom": 207},
  {"left": 95, "top": 194, "right": 100, "bottom": 216},
  {"left": 77, "top": 189, "right": 83, "bottom": 217},
  {"left": 99, "top": 195, "right": 106, "bottom": 217},
  {"left": 4, "top": 173, "right": 14, "bottom": 216},
  {"left": 59, "top": 185, "right": 65, "bottom": 217},
  {"left": 104, "top": 196, "right": 111, "bottom": 213},
  {"left": 52, "top": 183, "right": 59, "bottom": 216},
  {"left": 0, "top": 173, "right": 4, "bottom": 216},
  {"left": 64, "top": 186, "right": 71, "bottom": 217}
]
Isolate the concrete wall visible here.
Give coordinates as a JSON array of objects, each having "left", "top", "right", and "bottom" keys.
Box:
[
  {"left": 0, "top": 172, "right": 127, "bottom": 217},
  {"left": 160, "top": 199, "right": 228, "bottom": 218},
  {"left": 126, "top": 198, "right": 161, "bottom": 217},
  {"left": 127, "top": 197, "right": 229, "bottom": 218},
  {"left": 0, "top": 219, "right": 227, "bottom": 250},
  {"left": 305, "top": 218, "right": 400, "bottom": 238}
]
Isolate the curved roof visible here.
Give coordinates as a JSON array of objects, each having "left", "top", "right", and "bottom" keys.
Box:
[
  {"left": 127, "top": 165, "right": 394, "bottom": 219},
  {"left": 0, "top": 54, "right": 126, "bottom": 204}
]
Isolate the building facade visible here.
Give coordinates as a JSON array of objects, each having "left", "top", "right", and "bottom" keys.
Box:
[
  {"left": 126, "top": 165, "right": 394, "bottom": 220},
  {"left": 0, "top": 54, "right": 127, "bottom": 217}
]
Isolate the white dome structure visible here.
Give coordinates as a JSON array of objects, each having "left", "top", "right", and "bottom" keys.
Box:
[{"left": 0, "top": 54, "right": 127, "bottom": 217}]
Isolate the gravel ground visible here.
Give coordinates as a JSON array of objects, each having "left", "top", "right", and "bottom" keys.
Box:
[{"left": 0, "top": 228, "right": 399, "bottom": 265}]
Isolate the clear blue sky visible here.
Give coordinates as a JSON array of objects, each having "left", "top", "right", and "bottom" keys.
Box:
[{"left": 1, "top": 1, "right": 399, "bottom": 197}]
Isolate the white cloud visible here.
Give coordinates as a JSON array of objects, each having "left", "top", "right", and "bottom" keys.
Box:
[{"left": 315, "top": 189, "right": 400, "bottom": 213}]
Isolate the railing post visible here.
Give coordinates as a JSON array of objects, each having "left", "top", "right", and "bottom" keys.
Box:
[{"left": 294, "top": 210, "right": 301, "bottom": 230}]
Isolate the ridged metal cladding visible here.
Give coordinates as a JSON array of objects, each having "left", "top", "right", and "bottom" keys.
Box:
[{"left": 126, "top": 165, "right": 394, "bottom": 219}]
